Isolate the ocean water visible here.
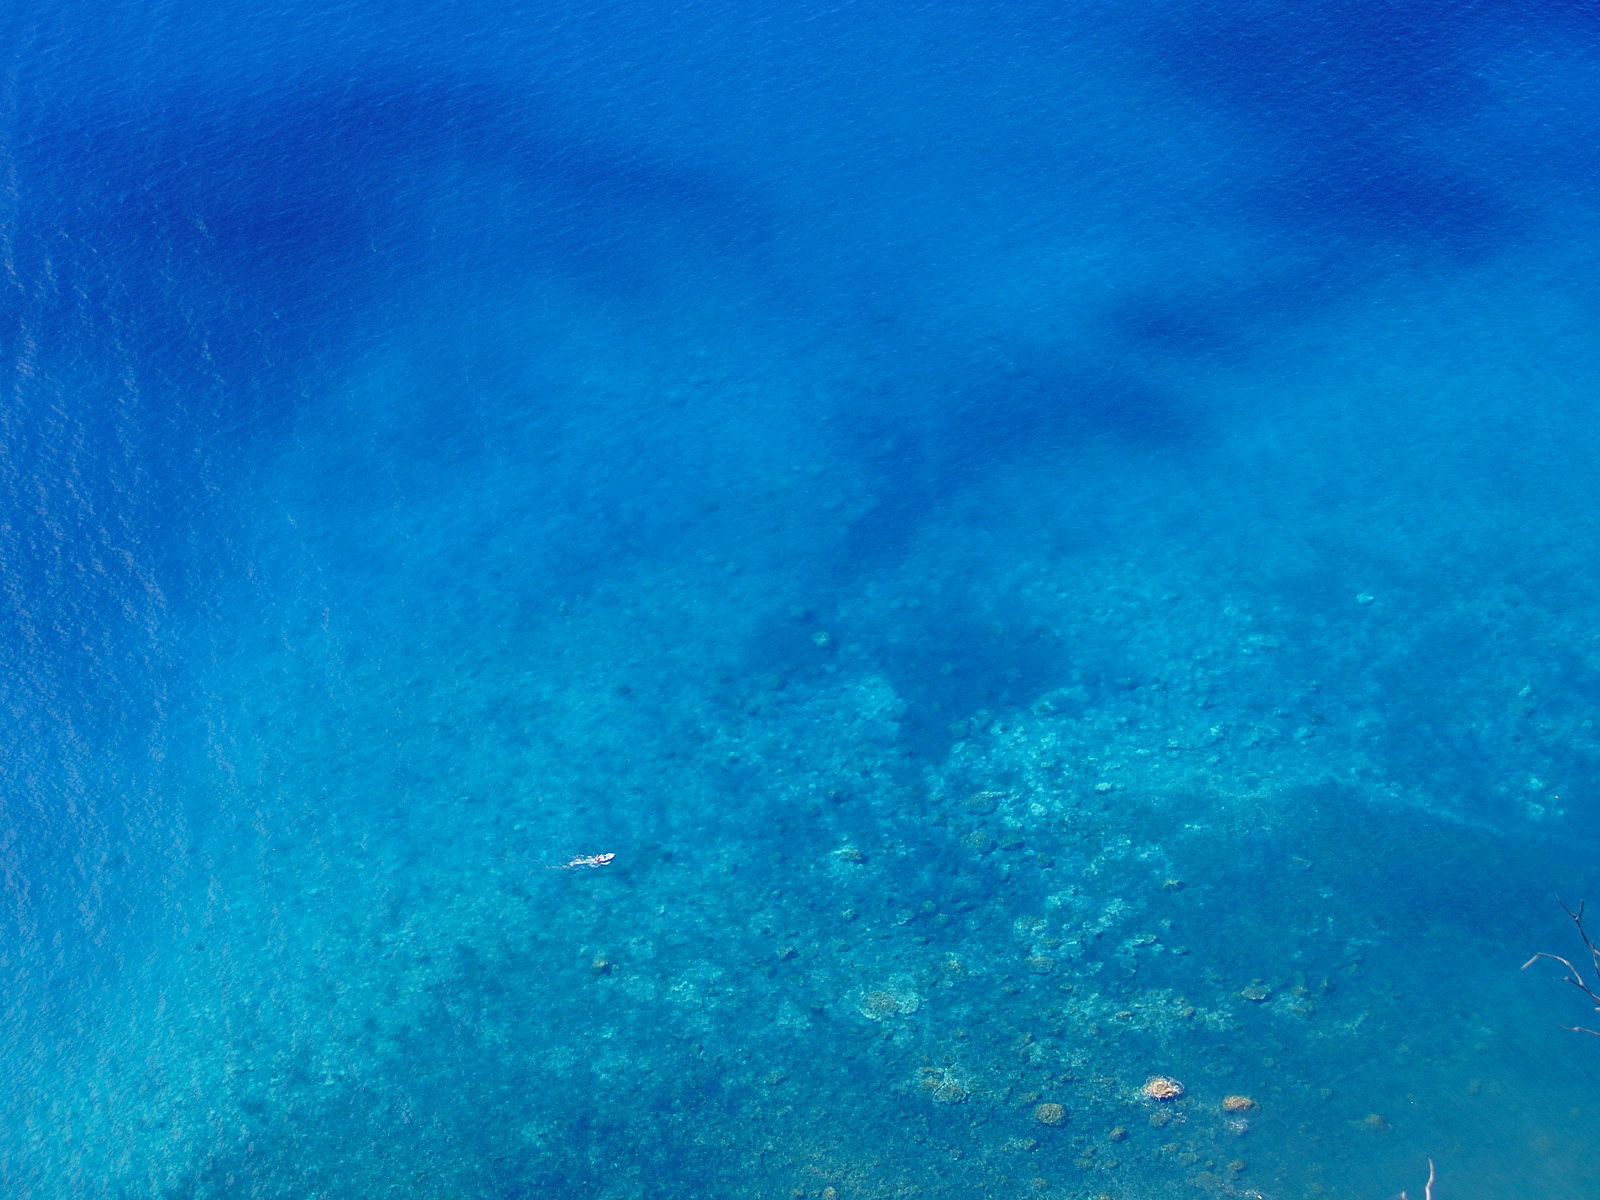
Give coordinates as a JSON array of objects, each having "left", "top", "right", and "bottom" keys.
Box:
[{"left": 4, "top": 0, "right": 1600, "bottom": 1196}]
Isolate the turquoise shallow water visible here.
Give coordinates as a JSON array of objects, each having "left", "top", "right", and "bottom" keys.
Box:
[{"left": 4, "top": 1, "right": 1600, "bottom": 1197}]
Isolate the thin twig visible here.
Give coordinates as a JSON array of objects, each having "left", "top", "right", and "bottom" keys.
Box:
[{"left": 1548, "top": 898, "right": 1600, "bottom": 973}]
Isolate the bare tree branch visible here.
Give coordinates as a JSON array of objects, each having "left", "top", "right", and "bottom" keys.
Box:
[
  {"left": 1400, "top": 1157, "right": 1435, "bottom": 1200},
  {"left": 1522, "top": 899, "right": 1600, "bottom": 1037}
]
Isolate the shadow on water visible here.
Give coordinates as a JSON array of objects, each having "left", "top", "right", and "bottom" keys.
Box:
[
  {"left": 1155, "top": 0, "right": 1515, "bottom": 263},
  {"left": 16, "top": 67, "right": 768, "bottom": 448},
  {"left": 832, "top": 360, "right": 1196, "bottom": 570},
  {"left": 746, "top": 357, "right": 1199, "bottom": 760}
]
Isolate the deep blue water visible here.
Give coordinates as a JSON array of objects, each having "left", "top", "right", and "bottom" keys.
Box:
[{"left": 5, "top": 1, "right": 1600, "bottom": 1196}]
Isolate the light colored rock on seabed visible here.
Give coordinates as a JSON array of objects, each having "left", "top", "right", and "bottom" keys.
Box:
[{"left": 852, "top": 977, "right": 923, "bottom": 1021}]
